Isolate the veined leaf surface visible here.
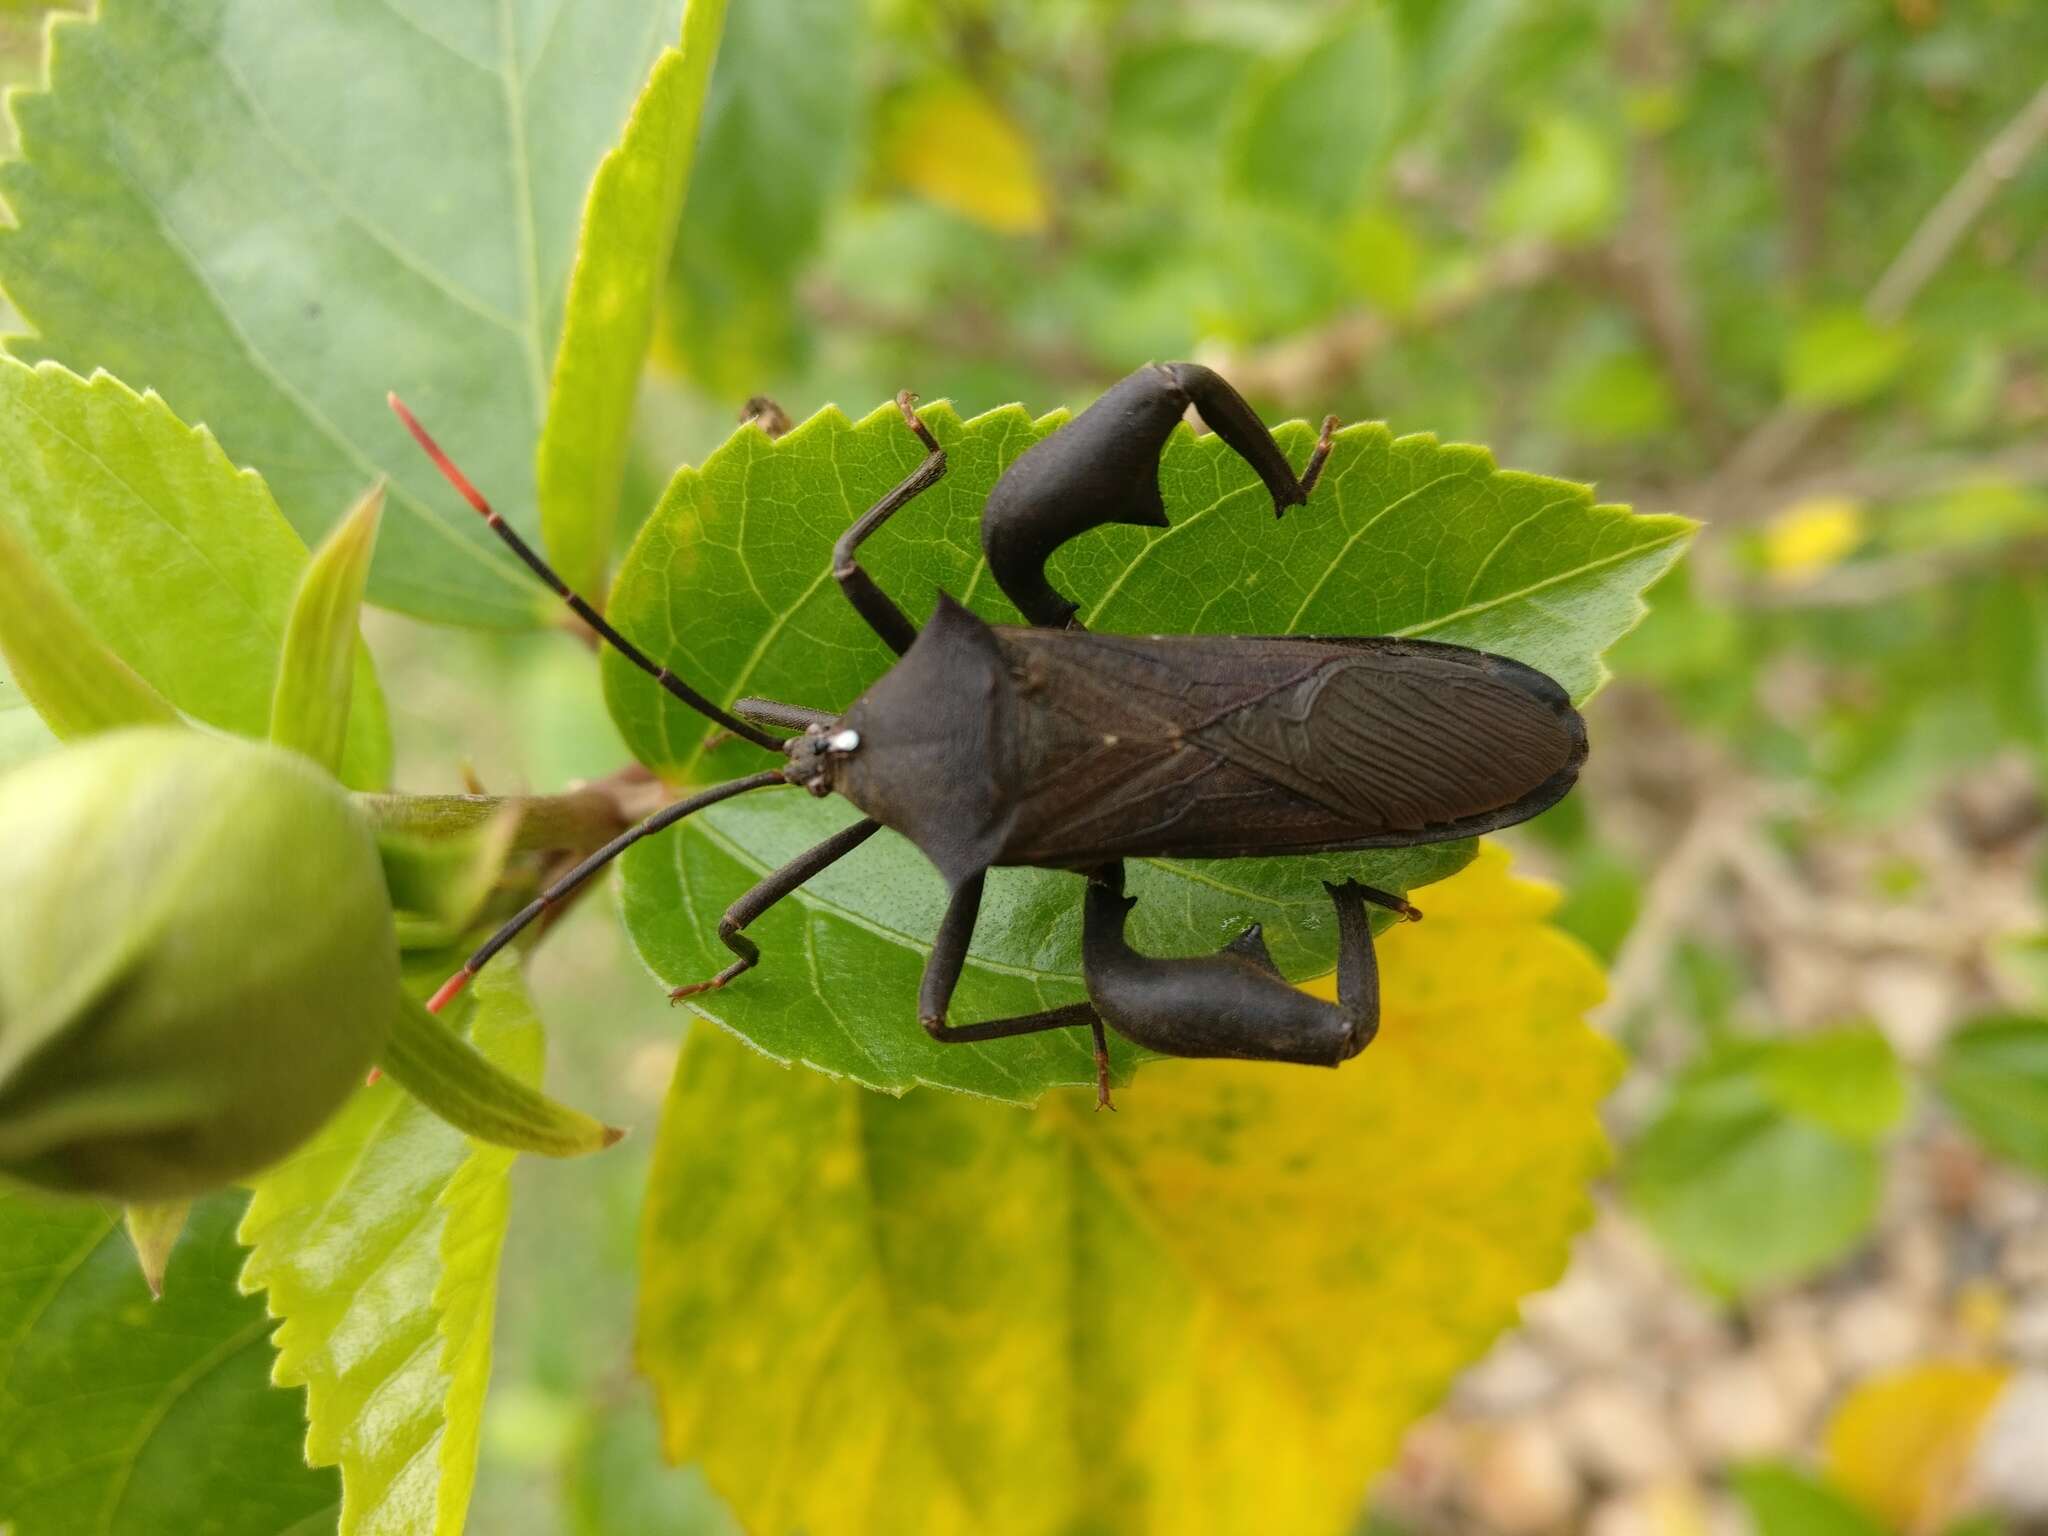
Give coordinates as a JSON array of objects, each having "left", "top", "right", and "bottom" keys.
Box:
[
  {"left": 0, "top": 0, "right": 683, "bottom": 625},
  {"left": 238, "top": 969, "right": 547, "bottom": 1536},
  {"left": 0, "top": 1191, "right": 339, "bottom": 1536},
  {"left": 604, "top": 399, "right": 1691, "bottom": 1099},
  {"left": 639, "top": 847, "right": 1620, "bottom": 1536}
]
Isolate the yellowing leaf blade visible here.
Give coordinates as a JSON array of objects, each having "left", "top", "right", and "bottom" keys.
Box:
[
  {"left": 638, "top": 845, "right": 1619, "bottom": 1536},
  {"left": 1824, "top": 1363, "right": 2011, "bottom": 1532},
  {"left": 884, "top": 80, "right": 1049, "bottom": 234}
]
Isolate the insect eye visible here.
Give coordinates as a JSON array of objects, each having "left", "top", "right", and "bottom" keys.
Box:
[{"left": 827, "top": 730, "right": 861, "bottom": 753}]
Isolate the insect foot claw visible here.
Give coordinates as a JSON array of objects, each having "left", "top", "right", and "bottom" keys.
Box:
[{"left": 668, "top": 979, "right": 723, "bottom": 1004}]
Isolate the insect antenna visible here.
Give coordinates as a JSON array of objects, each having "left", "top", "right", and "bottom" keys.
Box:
[
  {"left": 425, "top": 768, "right": 791, "bottom": 1012},
  {"left": 388, "top": 393, "right": 784, "bottom": 751}
]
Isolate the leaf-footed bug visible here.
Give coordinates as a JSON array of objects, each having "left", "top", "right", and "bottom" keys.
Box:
[{"left": 392, "top": 363, "right": 1585, "bottom": 1108}]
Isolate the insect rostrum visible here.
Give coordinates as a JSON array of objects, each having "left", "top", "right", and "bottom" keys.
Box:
[{"left": 395, "top": 362, "right": 1585, "bottom": 1108}]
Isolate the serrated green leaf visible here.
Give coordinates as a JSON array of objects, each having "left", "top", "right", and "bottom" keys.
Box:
[
  {"left": 271, "top": 481, "right": 383, "bottom": 775},
  {"left": 0, "top": 508, "right": 180, "bottom": 739},
  {"left": 382, "top": 983, "right": 620, "bottom": 1158},
  {"left": 602, "top": 398, "right": 1691, "bottom": 1100},
  {"left": 639, "top": 847, "right": 1619, "bottom": 1536},
  {"left": 0, "top": 0, "right": 683, "bottom": 626},
  {"left": 1935, "top": 1013, "right": 2048, "bottom": 1176},
  {"left": 664, "top": 0, "right": 861, "bottom": 395},
  {"left": 1227, "top": 9, "right": 1401, "bottom": 219},
  {"left": 239, "top": 969, "right": 548, "bottom": 1536},
  {"left": 0, "top": 358, "right": 390, "bottom": 788},
  {"left": 0, "top": 1189, "right": 339, "bottom": 1536},
  {"left": 1625, "top": 1039, "right": 1884, "bottom": 1294},
  {"left": 539, "top": 0, "right": 726, "bottom": 603}
]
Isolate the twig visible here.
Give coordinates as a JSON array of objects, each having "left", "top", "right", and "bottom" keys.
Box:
[
  {"left": 1600, "top": 0, "right": 1729, "bottom": 449},
  {"left": 1867, "top": 78, "right": 2048, "bottom": 322},
  {"left": 1214, "top": 241, "right": 1559, "bottom": 404},
  {"left": 1733, "top": 534, "right": 2048, "bottom": 609},
  {"left": 1709, "top": 77, "right": 2048, "bottom": 510},
  {"left": 1596, "top": 788, "right": 1755, "bottom": 1031}
]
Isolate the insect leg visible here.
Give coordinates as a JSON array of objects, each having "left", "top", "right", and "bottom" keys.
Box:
[
  {"left": 1165, "top": 363, "right": 1342, "bottom": 512},
  {"left": 669, "top": 817, "right": 883, "bottom": 1001},
  {"left": 1076, "top": 873, "right": 1381, "bottom": 1066},
  {"left": 917, "top": 870, "right": 1115, "bottom": 1104},
  {"left": 834, "top": 391, "right": 946, "bottom": 656},
  {"left": 981, "top": 362, "right": 1338, "bottom": 629}
]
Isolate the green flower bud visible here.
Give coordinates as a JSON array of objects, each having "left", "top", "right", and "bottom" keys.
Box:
[{"left": 0, "top": 728, "right": 397, "bottom": 1201}]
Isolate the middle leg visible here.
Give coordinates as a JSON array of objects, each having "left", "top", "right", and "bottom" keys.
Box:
[{"left": 917, "top": 871, "right": 1118, "bottom": 1106}]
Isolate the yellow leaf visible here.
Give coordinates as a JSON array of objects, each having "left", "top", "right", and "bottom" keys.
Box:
[
  {"left": 1824, "top": 1362, "right": 2010, "bottom": 1531},
  {"left": 1762, "top": 495, "right": 1866, "bottom": 582},
  {"left": 884, "top": 79, "right": 1049, "bottom": 234},
  {"left": 638, "top": 843, "right": 1618, "bottom": 1536}
]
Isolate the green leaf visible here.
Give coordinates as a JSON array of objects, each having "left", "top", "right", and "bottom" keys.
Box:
[
  {"left": 0, "top": 652, "right": 60, "bottom": 775},
  {"left": 120, "top": 1199, "right": 191, "bottom": 1299},
  {"left": 378, "top": 807, "right": 523, "bottom": 950},
  {"left": 1227, "top": 9, "right": 1401, "bottom": 219},
  {"left": 639, "top": 849, "right": 1619, "bottom": 1536},
  {"left": 564, "top": 1395, "right": 743, "bottom": 1536},
  {"left": 239, "top": 968, "right": 549, "bottom": 1535},
  {"left": 382, "top": 982, "right": 621, "bottom": 1158},
  {"left": 0, "top": 358, "right": 391, "bottom": 788},
  {"left": 1758, "top": 1024, "right": 1907, "bottom": 1142},
  {"left": 1786, "top": 308, "right": 1912, "bottom": 406},
  {"left": 539, "top": 0, "right": 726, "bottom": 603},
  {"left": 271, "top": 481, "right": 383, "bottom": 775},
  {"left": 0, "top": 1189, "right": 340, "bottom": 1536},
  {"left": 1731, "top": 1463, "right": 1891, "bottom": 1536},
  {"left": 664, "top": 0, "right": 861, "bottom": 396},
  {"left": 1935, "top": 1013, "right": 2048, "bottom": 1176},
  {"left": 0, "top": 507, "right": 180, "bottom": 739},
  {"left": 603, "top": 400, "right": 1692, "bottom": 1100},
  {"left": 1625, "top": 1038, "right": 1886, "bottom": 1294},
  {"left": 0, "top": 0, "right": 684, "bottom": 626},
  {"left": 1485, "top": 111, "right": 1620, "bottom": 243}
]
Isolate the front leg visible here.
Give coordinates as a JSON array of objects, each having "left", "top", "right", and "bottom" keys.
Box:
[
  {"left": 982, "top": 362, "right": 1339, "bottom": 628},
  {"left": 668, "top": 817, "right": 883, "bottom": 1001}
]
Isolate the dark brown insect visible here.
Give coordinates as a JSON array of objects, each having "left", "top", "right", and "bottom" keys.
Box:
[{"left": 393, "top": 363, "right": 1585, "bottom": 1107}]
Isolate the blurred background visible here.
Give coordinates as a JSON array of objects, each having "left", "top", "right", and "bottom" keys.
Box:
[{"left": 9, "top": 1, "right": 2045, "bottom": 1531}]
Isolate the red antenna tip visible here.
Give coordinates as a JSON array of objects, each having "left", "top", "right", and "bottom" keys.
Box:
[
  {"left": 426, "top": 967, "right": 475, "bottom": 1014},
  {"left": 386, "top": 392, "right": 495, "bottom": 521}
]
